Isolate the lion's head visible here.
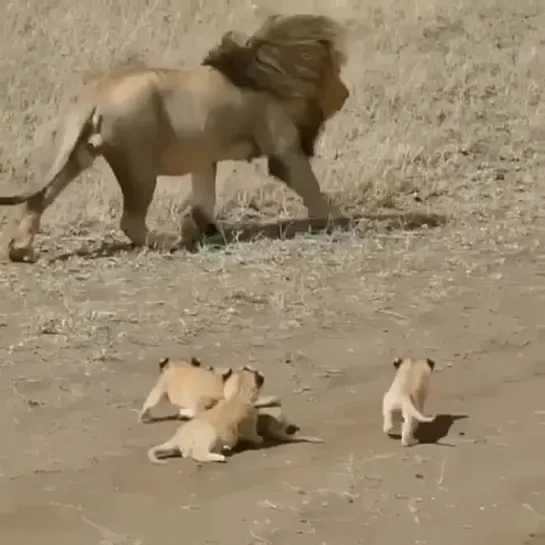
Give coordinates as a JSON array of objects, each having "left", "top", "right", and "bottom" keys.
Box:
[{"left": 201, "top": 14, "right": 349, "bottom": 157}]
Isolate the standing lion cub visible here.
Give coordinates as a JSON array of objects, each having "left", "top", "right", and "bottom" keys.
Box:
[
  {"left": 382, "top": 357, "right": 436, "bottom": 447},
  {"left": 148, "top": 365, "right": 265, "bottom": 464},
  {"left": 138, "top": 356, "right": 280, "bottom": 422}
]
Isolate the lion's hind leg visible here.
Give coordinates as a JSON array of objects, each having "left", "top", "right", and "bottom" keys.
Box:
[
  {"left": 104, "top": 151, "right": 178, "bottom": 252},
  {"left": 180, "top": 164, "right": 220, "bottom": 250},
  {"left": 8, "top": 140, "right": 98, "bottom": 263}
]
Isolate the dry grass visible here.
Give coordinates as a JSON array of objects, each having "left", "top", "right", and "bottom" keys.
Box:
[{"left": 0, "top": 0, "right": 542, "bottom": 242}]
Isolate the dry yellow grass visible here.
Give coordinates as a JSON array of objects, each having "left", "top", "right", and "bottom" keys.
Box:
[{"left": 0, "top": 0, "right": 541, "bottom": 246}]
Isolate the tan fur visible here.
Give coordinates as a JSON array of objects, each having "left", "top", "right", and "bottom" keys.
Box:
[
  {"left": 147, "top": 365, "right": 265, "bottom": 464},
  {"left": 0, "top": 13, "right": 349, "bottom": 263},
  {"left": 382, "top": 357, "right": 436, "bottom": 447},
  {"left": 255, "top": 405, "right": 324, "bottom": 444},
  {"left": 138, "top": 357, "right": 281, "bottom": 422},
  {"left": 178, "top": 390, "right": 324, "bottom": 446}
]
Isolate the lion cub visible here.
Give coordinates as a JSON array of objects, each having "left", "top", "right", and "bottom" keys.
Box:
[
  {"left": 255, "top": 405, "right": 324, "bottom": 445},
  {"left": 382, "top": 357, "right": 436, "bottom": 447},
  {"left": 138, "top": 356, "right": 280, "bottom": 422},
  {"left": 148, "top": 365, "right": 265, "bottom": 464}
]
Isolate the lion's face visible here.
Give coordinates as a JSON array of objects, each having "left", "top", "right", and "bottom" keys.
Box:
[
  {"left": 317, "top": 54, "right": 349, "bottom": 121},
  {"left": 295, "top": 60, "right": 349, "bottom": 158}
]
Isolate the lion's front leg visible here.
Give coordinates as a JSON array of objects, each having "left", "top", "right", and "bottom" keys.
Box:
[{"left": 268, "top": 152, "right": 342, "bottom": 220}]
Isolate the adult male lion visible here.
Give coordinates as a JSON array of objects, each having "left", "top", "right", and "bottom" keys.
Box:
[{"left": 0, "top": 13, "right": 350, "bottom": 262}]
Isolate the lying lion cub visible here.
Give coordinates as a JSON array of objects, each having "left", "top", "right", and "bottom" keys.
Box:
[
  {"left": 255, "top": 405, "right": 324, "bottom": 445},
  {"left": 382, "top": 357, "right": 436, "bottom": 447},
  {"left": 138, "top": 356, "right": 280, "bottom": 422},
  {"left": 148, "top": 365, "right": 265, "bottom": 464},
  {"left": 170, "top": 376, "right": 324, "bottom": 447}
]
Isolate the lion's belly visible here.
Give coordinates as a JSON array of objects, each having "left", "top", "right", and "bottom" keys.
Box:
[{"left": 158, "top": 140, "right": 257, "bottom": 176}]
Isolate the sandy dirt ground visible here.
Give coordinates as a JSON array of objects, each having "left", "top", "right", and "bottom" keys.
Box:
[{"left": 0, "top": 0, "right": 545, "bottom": 544}]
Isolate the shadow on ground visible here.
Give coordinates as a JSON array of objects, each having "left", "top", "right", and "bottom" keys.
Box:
[
  {"left": 43, "top": 210, "right": 447, "bottom": 263},
  {"left": 415, "top": 413, "right": 468, "bottom": 445},
  {"left": 386, "top": 414, "right": 468, "bottom": 446}
]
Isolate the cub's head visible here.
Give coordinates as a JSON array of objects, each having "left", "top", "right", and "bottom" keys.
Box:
[
  {"left": 221, "top": 365, "right": 265, "bottom": 401},
  {"left": 158, "top": 356, "right": 210, "bottom": 373},
  {"left": 392, "top": 357, "right": 435, "bottom": 373}
]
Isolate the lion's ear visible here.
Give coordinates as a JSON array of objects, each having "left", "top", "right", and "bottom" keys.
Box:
[
  {"left": 190, "top": 357, "right": 202, "bottom": 367},
  {"left": 221, "top": 368, "right": 233, "bottom": 382},
  {"left": 426, "top": 358, "right": 435, "bottom": 371},
  {"left": 392, "top": 357, "right": 403, "bottom": 370}
]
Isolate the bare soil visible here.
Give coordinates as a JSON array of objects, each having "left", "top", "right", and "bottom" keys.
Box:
[{"left": 1, "top": 0, "right": 545, "bottom": 544}]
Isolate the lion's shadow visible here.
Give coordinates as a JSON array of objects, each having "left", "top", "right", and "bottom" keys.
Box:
[
  {"left": 388, "top": 414, "right": 468, "bottom": 446},
  {"left": 46, "top": 211, "right": 447, "bottom": 263}
]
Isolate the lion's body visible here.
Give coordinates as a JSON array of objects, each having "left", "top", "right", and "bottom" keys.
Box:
[{"left": 0, "top": 14, "right": 349, "bottom": 263}]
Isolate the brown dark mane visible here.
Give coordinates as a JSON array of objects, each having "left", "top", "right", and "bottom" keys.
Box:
[{"left": 202, "top": 14, "right": 348, "bottom": 157}]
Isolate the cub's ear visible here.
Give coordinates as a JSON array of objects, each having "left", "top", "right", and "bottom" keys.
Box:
[
  {"left": 221, "top": 368, "right": 234, "bottom": 382},
  {"left": 158, "top": 357, "right": 170, "bottom": 372},
  {"left": 254, "top": 370, "right": 265, "bottom": 389},
  {"left": 392, "top": 357, "right": 403, "bottom": 370},
  {"left": 190, "top": 357, "right": 202, "bottom": 367},
  {"left": 426, "top": 358, "right": 435, "bottom": 371}
]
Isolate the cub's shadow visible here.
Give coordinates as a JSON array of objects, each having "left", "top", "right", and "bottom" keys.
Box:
[
  {"left": 230, "top": 432, "right": 311, "bottom": 454},
  {"left": 388, "top": 414, "right": 468, "bottom": 446},
  {"left": 143, "top": 414, "right": 181, "bottom": 423},
  {"left": 46, "top": 211, "right": 447, "bottom": 263}
]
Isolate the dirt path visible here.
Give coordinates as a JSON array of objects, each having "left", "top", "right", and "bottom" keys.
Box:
[{"left": 1, "top": 216, "right": 544, "bottom": 545}]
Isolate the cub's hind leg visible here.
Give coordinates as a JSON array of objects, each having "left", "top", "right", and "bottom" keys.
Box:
[
  {"left": 382, "top": 394, "right": 395, "bottom": 435},
  {"left": 139, "top": 379, "right": 167, "bottom": 423},
  {"left": 400, "top": 416, "right": 418, "bottom": 447},
  {"left": 184, "top": 423, "right": 227, "bottom": 463}
]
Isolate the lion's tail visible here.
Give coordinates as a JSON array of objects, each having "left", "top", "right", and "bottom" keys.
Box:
[
  {"left": 147, "top": 439, "right": 181, "bottom": 465},
  {"left": 402, "top": 396, "right": 435, "bottom": 423},
  {"left": 0, "top": 98, "right": 99, "bottom": 206}
]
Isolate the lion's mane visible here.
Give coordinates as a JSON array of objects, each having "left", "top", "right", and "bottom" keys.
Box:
[{"left": 201, "top": 14, "right": 348, "bottom": 157}]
